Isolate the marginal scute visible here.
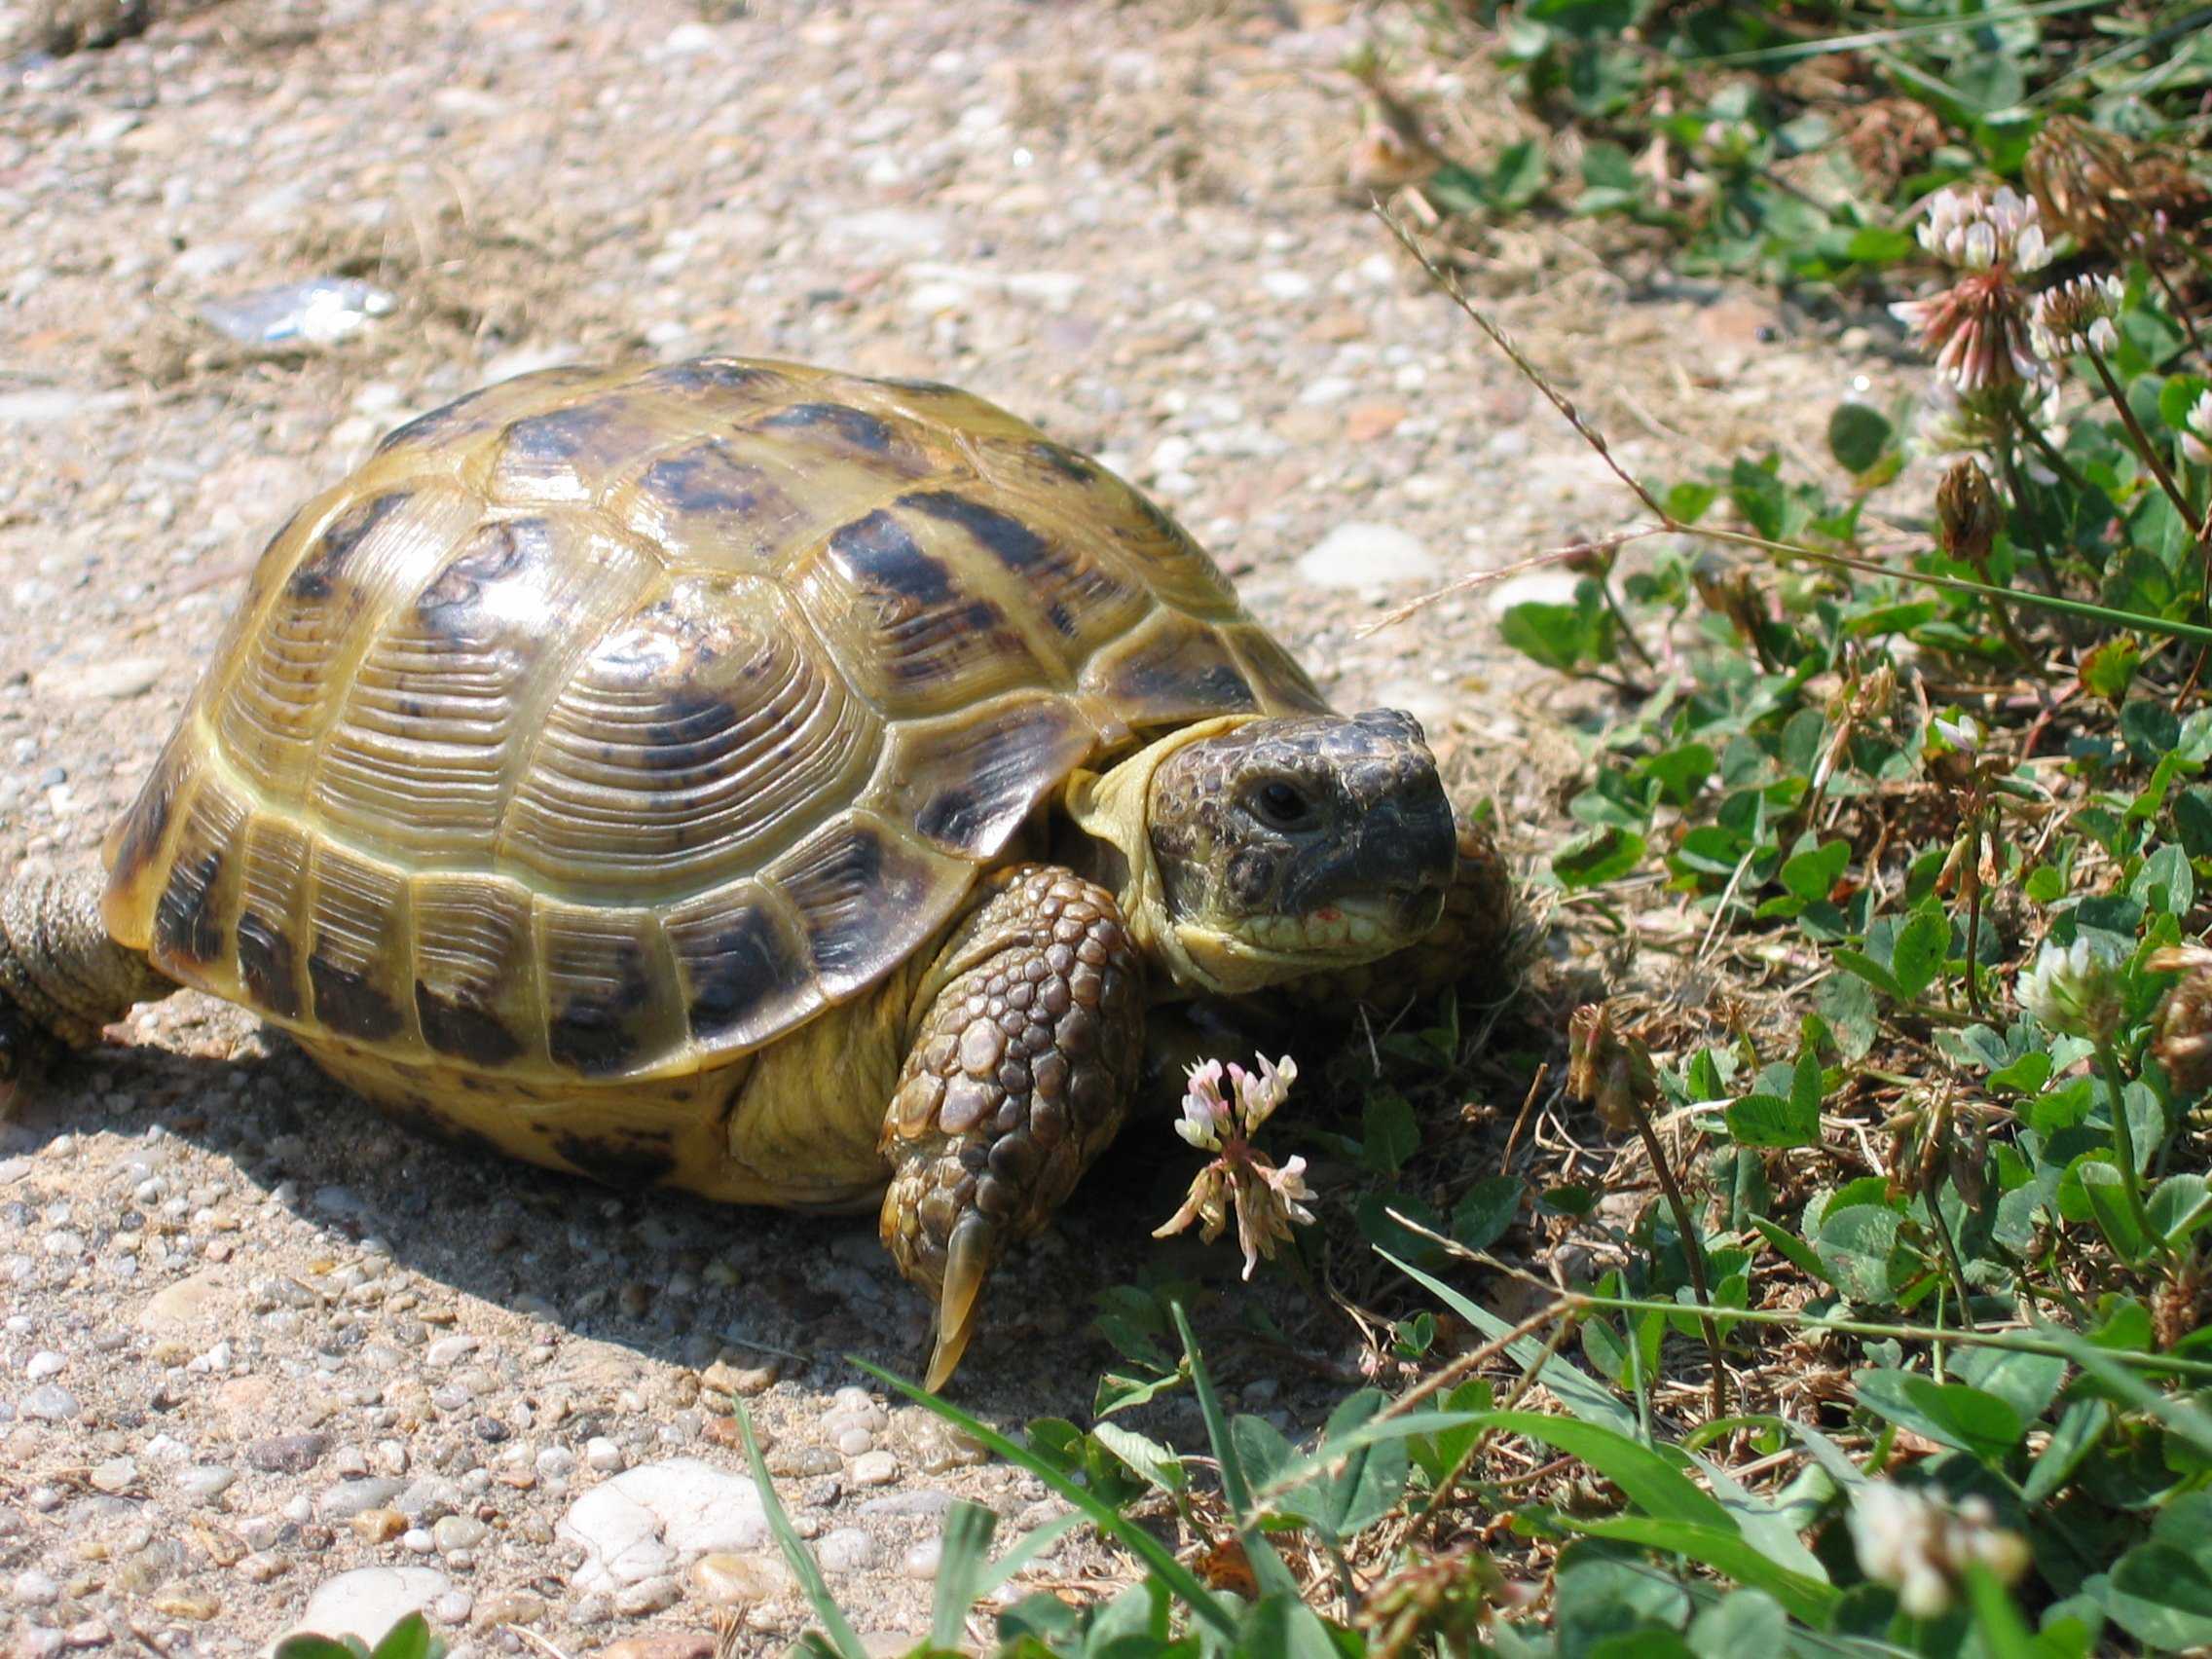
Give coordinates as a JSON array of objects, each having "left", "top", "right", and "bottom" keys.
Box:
[
  {"left": 1083, "top": 608, "right": 1259, "bottom": 726},
  {"left": 412, "top": 874, "right": 536, "bottom": 1069},
  {"left": 305, "top": 845, "right": 412, "bottom": 1044},
  {"left": 769, "top": 814, "right": 963, "bottom": 998},
  {"left": 872, "top": 697, "right": 1098, "bottom": 858},
  {"left": 664, "top": 884, "right": 816, "bottom": 1050},
  {"left": 538, "top": 903, "right": 681, "bottom": 1076}
]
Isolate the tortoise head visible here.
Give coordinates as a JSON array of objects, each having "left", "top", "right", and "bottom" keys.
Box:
[{"left": 1124, "top": 710, "right": 1457, "bottom": 995}]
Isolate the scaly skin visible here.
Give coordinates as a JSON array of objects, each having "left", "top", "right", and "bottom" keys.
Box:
[
  {"left": 0, "top": 868, "right": 169, "bottom": 1113},
  {"left": 878, "top": 865, "right": 1145, "bottom": 1388}
]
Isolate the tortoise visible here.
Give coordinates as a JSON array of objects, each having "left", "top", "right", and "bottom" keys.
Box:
[{"left": 0, "top": 357, "right": 1509, "bottom": 1386}]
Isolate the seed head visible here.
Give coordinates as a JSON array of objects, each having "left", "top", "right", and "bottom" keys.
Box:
[
  {"left": 2030, "top": 273, "right": 2122, "bottom": 361},
  {"left": 1936, "top": 458, "right": 2001, "bottom": 564},
  {"left": 1892, "top": 187, "right": 2051, "bottom": 393},
  {"left": 2151, "top": 944, "right": 2212, "bottom": 1097}
]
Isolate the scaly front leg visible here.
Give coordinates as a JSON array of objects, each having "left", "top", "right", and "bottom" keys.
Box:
[{"left": 878, "top": 865, "right": 1145, "bottom": 1389}]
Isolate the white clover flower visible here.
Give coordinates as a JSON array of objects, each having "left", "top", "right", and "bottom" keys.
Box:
[
  {"left": 2030, "top": 274, "right": 2122, "bottom": 362},
  {"left": 1933, "top": 712, "right": 1985, "bottom": 754},
  {"left": 2018, "top": 937, "right": 2122, "bottom": 1041},
  {"left": 2183, "top": 388, "right": 2212, "bottom": 469},
  {"left": 1158, "top": 1051, "right": 1315, "bottom": 1278},
  {"left": 1915, "top": 186, "right": 2051, "bottom": 275},
  {"left": 1849, "top": 1484, "right": 2031, "bottom": 1618}
]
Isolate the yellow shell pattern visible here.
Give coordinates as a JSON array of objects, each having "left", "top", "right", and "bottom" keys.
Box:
[{"left": 101, "top": 359, "right": 1326, "bottom": 1086}]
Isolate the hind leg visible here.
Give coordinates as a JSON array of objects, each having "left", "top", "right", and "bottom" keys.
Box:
[{"left": 0, "top": 868, "right": 171, "bottom": 1111}]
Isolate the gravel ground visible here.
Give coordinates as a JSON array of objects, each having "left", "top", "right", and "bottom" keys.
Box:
[{"left": 0, "top": 0, "right": 1900, "bottom": 1652}]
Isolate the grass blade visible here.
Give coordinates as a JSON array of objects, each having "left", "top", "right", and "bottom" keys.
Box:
[
  {"left": 1549, "top": 1515, "right": 1841, "bottom": 1626},
  {"left": 929, "top": 1499, "right": 999, "bottom": 1651},
  {"left": 850, "top": 1356, "right": 1241, "bottom": 1639},
  {"left": 736, "top": 1404, "right": 868, "bottom": 1659},
  {"left": 1169, "top": 1302, "right": 1303, "bottom": 1601}
]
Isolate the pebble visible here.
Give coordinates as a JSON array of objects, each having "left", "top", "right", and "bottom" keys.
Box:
[
  {"left": 14, "top": 1567, "right": 61, "bottom": 1604},
  {"left": 277, "top": 1567, "right": 453, "bottom": 1647},
  {"left": 431, "top": 1588, "right": 474, "bottom": 1626},
  {"left": 859, "top": 1490, "right": 954, "bottom": 1517},
  {"left": 426, "top": 1335, "right": 478, "bottom": 1367},
  {"left": 1297, "top": 521, "right": 1441, "bottom": 589},
  {"left": 585, "top": 1435, "right": 625, "bottom": 1473},
  {"left": 21, "top": 1384, "right": 78, "bottom": 1421},
  {"left": 473, "top": 1589, "right": 547, "bottom": 1627},
  {"left": 850, "top": 1451, "right": 900, "bottom": 1487},
  {"left": 24, "top": 1350, "right": 64, "bottom": 1381},
  {"left": 239, "top": 1515, "right": 284, "bottom": 1552},
  {"left": 177, "top": 1464, "right": 237, "bottom": 1503},
  {"left": 559, "top": 1456, "right": 769, "bottom": 1594},
  {"left": 432, "top": 1515, "right": 487, "bottom": 1553},
  {"left": 596, "top": 1637, "right": 717, "bottom": 1659},
  {"left": 321, "top": 1477, "right": 405, "bottom": 1519},
  {"left": 351, "top": 1509, "right": 406, "bottom": 1543},
  {"left": 690, "top": 1551, "right": 789, "bottom": 1606},
  {"left": 816, "top": 1528, "right": 878, "bottom": 1573},
  {"left": 89, "top": 1456, "right": 134, "bottom": 1493},
  {"left": 249, "top": 1431, "right": 329, "bottom": 1473},
  {"left": 612, "top": 1574, "right": 681, "bottom": 1616},
  {"left": 835, "top": 1427, "right": 874, "bottom": 1456},
  {"left": 34, "top": 656, "right": 164, "bottom": 701},
  {"left": 903, "top": 1538, "right": 942, "bottom": 1579},
  {"left": 402, "top": 1527, "right": 436, "bottom": 1554}
]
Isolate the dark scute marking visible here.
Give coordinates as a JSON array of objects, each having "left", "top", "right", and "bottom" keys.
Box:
[
  {"left": 153, "top": 851, "right": 226, "bottom": 966},
  {"left": 1045, "top": 601, "right": 1077, "bottom": 638},
  {"left": 417, "top": 519, "right": 533, "bottom": 617},
  {"left": 237, "top": 911, "right": 302, "bottom": 1019},
  {"left": 643, "top": 692, "right": 738, "bottom": 772},
  {"left": 645, "top": 359, "right": 772, "bottom": 394},
  {"left": 915, "top": 786, "right": 981, "bottom": 847},
  {"left": 1131, "top": 652, "right": 1252, "bottom": 712},
  {"left": 286, "top": 491, "right": 409, "bottom": 601},
  {"left": 308, "top": 953, "right": 404, "bottom": 1043},
  {"left": 638, "top": 447, "right": 770, "bottom": 517},
  {"left": 880, "top": 377, "right": 962, "bottom": 397},
  {"left": 828, "top": 510, "right": 952, "bottom": 606},
  {"left": 373, "top": 387, "right": 488, "bottom": 456},
  {"left": 679, "top": 906, "right": 790, "bottom": 1041},
  {"left": 899, "top": 489, "right": 1051, "bottom": 573},
  {"left": 372, "top": 1092, "right": 512, "bottom": 1166},
  {"left": 795, "top": 828, "right": 885, "bottom": 980},
  {"left": 759, "top": 401, "right": 895, "bottom": 453},
  {"left": 548, "top": 941, "right": 652, "bottom": 1077},
  {"left": 549, "top": 1129, "right": 677, "bottom": 1191},
  {"left": 1031, "top": 441, "right": 1096, "bottom": 483},
  {"left": 415, "top": 982, "right": 525, "bottom": 1067},
  {"left": 503, "top": 401, "right": 624, "bottom": 464},
  {"left": 109, "top": 764, "right": 179, "bottom": 886}
]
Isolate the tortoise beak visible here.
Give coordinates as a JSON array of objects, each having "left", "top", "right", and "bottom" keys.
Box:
[{"left": 923, "top": 1213, "right": 994, "bottom": 1392}]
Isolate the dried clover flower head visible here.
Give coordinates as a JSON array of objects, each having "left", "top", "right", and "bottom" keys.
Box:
[
  {"left": 1936, "top": 458, "right": 2001, "bottom": 564},
  {"left": 2018, "top": 937, "right": 2122, "bottom": 1042},
  {"left": 1892, "top": 186, "right": 2052, "bottom": 393},
  {"left": 2182, "top": 389, "right": 2212, "bottom": 469},
  {"left": 1157, "top": 1054, "right": 1315, "bottom": 1279},
  {"left": 1565, "top": 1003, "right": 1657, "bottom": 1134},
  {"left": 2150, "top": 943, "right": 2212, "bottom": 1097},
  {"left": 2026, "top": 116, "right": 2210, "bottom": 262},
  {"left": 2030, "top": 273, "right": 2122, "bottom": 361},
  {"left": 1849, "top": 1484, "right": 2031, "bottom": 1618}
]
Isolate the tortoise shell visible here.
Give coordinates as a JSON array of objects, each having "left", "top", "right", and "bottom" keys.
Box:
[{"left": 101, "top": 358, "right": 1327, "bottom": 1083}]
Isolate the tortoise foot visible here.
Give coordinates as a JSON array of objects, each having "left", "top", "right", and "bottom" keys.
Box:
[{"left": 877, "top": 865, "right": 1144, "bottom": 1390}]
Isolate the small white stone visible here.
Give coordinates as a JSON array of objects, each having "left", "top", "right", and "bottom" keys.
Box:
[
  {"left": 1296, "top": 522, "right": 1441, "bottom": 590},
  {"left": 816, "top": 1528, "right": 877, "bottom": 1573},
  {"left": 850, "top": 1451, "right": 899, "bottom": 1487},
  {"left": 584, "top": 1436, "right": 624, "bottom": 1474},
  {"left": 24, "top": 1350, "right": 64, "bottom": 1381},
  {"left": 1259, "top": 271, "right": 1316, "bottom": 301}
]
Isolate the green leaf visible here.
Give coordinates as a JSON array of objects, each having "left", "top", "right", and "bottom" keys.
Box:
[
  {"left": 1892, "top": 903, "right": 1950, "bottom": 1000},
  {"left": 1485, "top": 138, "right": 1551, "bottom": 212},
  {"left": 2025, "top": 1398, "right": 2109, "bottom": 1506},
  {"left": 1380, "top": 1249, "right": 1635, "bottom": 1432},
  {"left": 1815, "top": 1204, "right": 1906, "bottom": 1305},
  {"left": 1780, "top": 839, "right": 1848, "bottom": 902},
  {"left": 1089, "top": 1423, "right": 1186, "bottom": 1496},
  {"left": 1549, "top": 1516, "right": 1840, "bottom": 1626},
  {"left": 2104, "top": 1541, "right": 2212, "bottom": 1650},
  {"left": 1309, "top": 1389, "right": 1414, "bottom": 1541},
  {"left": 1688, "top": 1589, "right": 1789, "bottom": 1657},
  {"left": 1361, "top": 1089, "right": 1419, "bottom": 1175},
  {"left": 1751, "top": 1216, "right": 1834, "bottom": 1288},
  {"left": 1451, "top": 1176, "right": 1522, "bottom": 1253},
  {"left": 2151, "top": 1175, "right": 2212, "bottom": 1248},
  {"left": 1816, "top": 974, "right": 1877, "bottom": 1062},
  {"left": 1553, "top": 825, "right": 1646, "bottom": 889},
  {"left": 1502, "top": 585, "right": 1613, "bottom": 671},
  {"left": 1475, "top": 1411, "right": 1730, "bottom": 1527},
  {"left": 275, "top": 1641, "right": 370, "bottom": 1659},
  {"left": 1826, "top": 402, "right": 1892, "bottom": 475},
  {"left": 1854, "top": 1370, "right": 2025, "bottom": 1462},
  {"left": 1831, "top": 947, "right": 1904, "bottom": 1001},
  {"left": 1965, "top": 1562, "right": 2042, "bottom": 1659},
  {"left": 1726, "top": 1091, "right": 1818, "bottom": 1149},
  {"left": 2080, "top": 1160, "right": 2151, "bottom": 1265},
  {"left": 737, "top": 1405, "right": 869, "bottom": 1659},
  {"left": 1238, "top": 1595, "right": 1346, "bottom": 1659}
]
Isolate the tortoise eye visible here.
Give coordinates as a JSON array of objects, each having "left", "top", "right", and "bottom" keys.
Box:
[{"left": 1252, "top": 781, "right": 1314, "bottom": 830}]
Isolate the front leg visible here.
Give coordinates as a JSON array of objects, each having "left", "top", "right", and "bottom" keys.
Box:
[{"left": 878, "top": 865, "right": 1144, "bottom": 1389}]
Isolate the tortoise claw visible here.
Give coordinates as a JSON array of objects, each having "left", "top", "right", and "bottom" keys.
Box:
[{"left": 924, "top": 1213, "right": 996, "bottom": 1393}]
